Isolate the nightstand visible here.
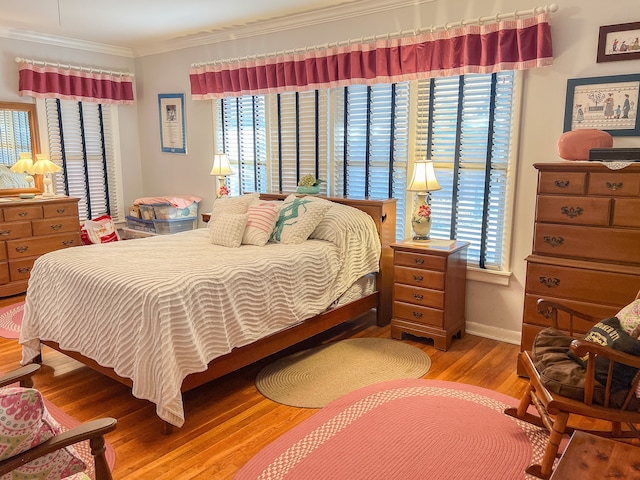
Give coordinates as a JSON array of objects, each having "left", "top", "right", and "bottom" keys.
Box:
[{"left": 390, "top": 239, "right": 469, "bottom": 350}]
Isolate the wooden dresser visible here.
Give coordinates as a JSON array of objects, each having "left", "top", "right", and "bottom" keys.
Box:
[
  {"left": 0, "top": 197, "right": 81, "bottom": 297},
  {"left": 390, "top": 239, "right": 469, "bottom": 350},
  {"left": 521, "top": 162, "right": 640, "bottom": 355}
]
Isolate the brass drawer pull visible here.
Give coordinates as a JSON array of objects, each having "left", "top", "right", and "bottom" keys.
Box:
[
  {"left": 539, "top": 276, "right": 560, "bottom": 288},
  {"left": 560, "top": 206, "right": 583, "bottom": 218},
  {"left": 413, "top": 293, "right": 424, "bottom": 300},
  {"left": 554, "top": 180, "right": 570, "bottom": 188},
  {"left": 18, "top": 212, "right": 28, "bottom": 217},
  {"left": 0, "top": 230, "right": 11, "bottom": 236},
  {"left": 413, "top": 258, "right": 424, "bottom": 265},
  {"left": 413, "top": 275, "right": 423, "bottom": 282},
  {"left": 543, "top": 236, "right": 564, "bottom": 247},
  {"left": 50, "top": 223, "right": 63, "bottom": 231},
  {"left": 57, "top": 208, "right": 66, "bottom": 214},
  {"left": 62, "top": 240, "right": 76, "bottom": 247},
  {"left": 15, "top": 246, "right": 29, "bottom": 253},
  {"left": 412, "top": 311, "right": 423, "bottom": 319},
  {"left": 17, "top": 267, "right": 31, "bottom": 274},
  {"left": 606, "top": 181, "right": 623, "bottom": 190}
]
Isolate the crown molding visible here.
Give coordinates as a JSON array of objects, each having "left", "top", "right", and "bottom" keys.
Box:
[
  {"left": 0, "top": 0, "right": 435, "bottom": 59},
  {"left": 0, "top": 26, "right": 134, "bottom": 58}
]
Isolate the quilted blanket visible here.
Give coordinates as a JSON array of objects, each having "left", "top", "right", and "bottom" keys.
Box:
[{"left": 20, "top": 209, "right": 380, "bottom": 427}]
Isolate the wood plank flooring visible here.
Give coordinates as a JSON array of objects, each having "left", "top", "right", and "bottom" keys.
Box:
[{"left": 0, "top": 294, "right": 531, "bottom": 479}]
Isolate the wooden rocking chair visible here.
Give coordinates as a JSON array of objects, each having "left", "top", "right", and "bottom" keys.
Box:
[{"left": 505, "top": 297, "right": 640, "bottom": 479}]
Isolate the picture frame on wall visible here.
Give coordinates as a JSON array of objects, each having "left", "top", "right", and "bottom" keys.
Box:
[
  {"left": 158, "top": 93, "right": 187, "bottom": 154},
  {"left": 563, "top": 74, "right": 640, "bottom": 136},
  {"left": 597, "top": 22, "right": 640, "bottom": 63}
]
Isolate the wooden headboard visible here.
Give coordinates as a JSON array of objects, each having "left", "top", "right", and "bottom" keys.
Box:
[{"left": 259, "top": 193, "right": 397, "bottom": 326}]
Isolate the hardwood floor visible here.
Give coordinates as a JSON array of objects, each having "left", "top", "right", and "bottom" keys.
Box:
[{"left": 0, "top": 294, "right": 531, "bottom": 479}]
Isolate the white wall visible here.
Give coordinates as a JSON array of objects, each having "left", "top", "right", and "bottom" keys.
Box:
[{"left": 2, "top": 0, "right": 638, "bottom": 343}]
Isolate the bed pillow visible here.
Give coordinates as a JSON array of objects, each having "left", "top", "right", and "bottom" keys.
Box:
[
  {"left": 242, "top": 201, "right": 281, "bottom": 246},
  {"left": 209, "top": 193, "right": 259, "bottom": 233},
  {"left": 0, "top": 387, "right": 86, "bottom": 479},
  {"left": 270, "top": 195, "right": 331, "bottom": 244},
  {"left": 210, "top": 213, "right": 249, "bottom": 248},
  {"left": 569, "top": 317, "right": 640, "bottom": 393},
  {"left": 616, "top": 299, "right": 640, "bottom": 338}
]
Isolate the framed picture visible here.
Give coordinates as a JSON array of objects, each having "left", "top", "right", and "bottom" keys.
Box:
[
  {"left": 597, "top": 22, "right": 640, "bottom": 63},
  {"left": 158, "top": 93, "right": 187, "bottom": 154},
  {"left": 563, "top": 74, "right": 640, "bottom": 136}
]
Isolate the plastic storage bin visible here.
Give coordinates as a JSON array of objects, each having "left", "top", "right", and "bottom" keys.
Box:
[
  {"left": 137, "top": 202, "right": 198, "bottom": 220},
  {"left": 152, "top": 217, "right": 197, "bottom": 234},
  {"left": 126, "top": 216, "right": 156, "bottom": 233},
  {"left": 138, "top": 205, "right": 156, "bottom": 220}
]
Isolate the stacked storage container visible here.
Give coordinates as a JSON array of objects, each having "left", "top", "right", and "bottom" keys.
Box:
[{"left": 126, "top": 199, "right": 198, "bottom": 234}]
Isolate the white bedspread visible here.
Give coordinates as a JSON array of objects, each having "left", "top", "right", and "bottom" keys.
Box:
[{"left": 20, "top": 211, "right": 380, "bottom": 427}]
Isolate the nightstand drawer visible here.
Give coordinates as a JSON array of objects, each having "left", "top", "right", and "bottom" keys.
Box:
[
  {"left": 394, "top": 251, "right": 445, "bottom": 271},
  {"left": 393, "top": 301, "right": 443, "bottom": 327},
  {"left": 394, "top": 266, "right": 444, "bottom": 290},
  {"left": 394, "top": 284, "right": 444, "bottom": 309}
]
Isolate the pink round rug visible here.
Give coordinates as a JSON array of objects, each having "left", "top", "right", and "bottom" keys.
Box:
[
  {"left": 235, "top": 379, "right": 550, "bottom": 480},
  {"left": 0, "top": 301, "right": 24, "bottom": 339}
]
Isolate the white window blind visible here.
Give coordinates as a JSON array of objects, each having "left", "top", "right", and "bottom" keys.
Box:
[
  {"left": 0, "top": 109, "right": 32, "bottom": 165},
  {"left": 43, "top": 98, "right": 122, "bottom": 222},
  {"left": 415, "top": 71, "right": 516, "bottom": 269}
]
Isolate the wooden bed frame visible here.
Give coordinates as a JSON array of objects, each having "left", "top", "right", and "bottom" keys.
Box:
[{"left": 39, "top": 195, "right": 397, "bottom": 433}]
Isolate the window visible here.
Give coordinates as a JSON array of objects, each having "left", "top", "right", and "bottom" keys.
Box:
[
  {"left": 214, "top": 71, "right": 519, "bottom": 271},
  {"left": 39, "top": 98, "right": 123, "bottom": 222}
]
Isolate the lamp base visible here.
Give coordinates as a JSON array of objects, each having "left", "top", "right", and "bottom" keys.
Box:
[
  {"left": 217, "top": 176, "right": 229, "bottom": 198},
  {"left": 412, "top": 234, "right": 431, "bottom": 241}
]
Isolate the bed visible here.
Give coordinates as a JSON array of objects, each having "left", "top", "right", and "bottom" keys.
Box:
[{"left": 19, "top": 194, "right": 396, "bottom": 432}]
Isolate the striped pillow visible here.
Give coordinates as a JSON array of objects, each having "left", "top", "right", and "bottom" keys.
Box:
[{"left": 242, "top": 201, "right": 281, "bottom": 246}]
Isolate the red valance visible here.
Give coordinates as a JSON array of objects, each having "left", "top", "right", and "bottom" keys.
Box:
[
  {"left": 190, "top": 13, "right": 553, "bottom": 100},
  {"left": 18, "top": 64, "right": 134, "bottom": 105}
]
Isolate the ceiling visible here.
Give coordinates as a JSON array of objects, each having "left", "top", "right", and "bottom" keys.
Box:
[{"left": 0, "top": 0, "right": 369, "bottom": 54}]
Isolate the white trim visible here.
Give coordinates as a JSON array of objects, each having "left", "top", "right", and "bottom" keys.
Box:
[
  {"left": 466, "top": 321, "right": 521, "bottom": 345},
  {"left": 467, "top": 266, "right": 512, "bottom": 286}
]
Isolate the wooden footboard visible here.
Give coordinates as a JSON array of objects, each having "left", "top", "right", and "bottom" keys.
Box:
[{"left": 40, "top": 195, "right": 397, "bottom": 431}]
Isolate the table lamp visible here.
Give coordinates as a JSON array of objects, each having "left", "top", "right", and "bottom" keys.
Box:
[
  {"left": 10, "top": 152, "right": 35, "bottom": 189},
  {"left": 210, "top": 153, "right": 233, "bottom": 198},
  {"left": 32, "top": 154, "right": 62, "bottom": 196},
  {"left": 407, "top": 159, "right": 442, "bottom": 241}
]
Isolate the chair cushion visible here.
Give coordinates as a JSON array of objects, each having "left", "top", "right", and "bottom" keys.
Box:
[{"left": 0, "top": 387, "right": 86, "bottom": 480}]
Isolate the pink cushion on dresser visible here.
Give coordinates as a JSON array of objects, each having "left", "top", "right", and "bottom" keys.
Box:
[{"left": 556, "top": 129, "right": 613, "bottom": 160}]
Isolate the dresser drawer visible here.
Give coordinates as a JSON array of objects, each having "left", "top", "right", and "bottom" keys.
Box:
[
  {"left": 31, "top": 216, "right": 80, "bottom": 236},
  {"left": 3, "top": 205, "right": 42, "bottom": 222},
  {"left": 533, "top": 223, "right": 640, "bottom": 264},
  {"left": 536, "top": 195, "right": 611, "bottom": 226},
  {"left": 43, "top": 201, "right": 79, "bottom": 219},
  {"left": 588, "top": 172, "right": 640, "bottom": 196},
  {"left": 394, "top": 251, "right": 445, "bottom": 271},
  {"left": 612, "top": 198, "right": 640, "bottom": 227},
  {"left": 393, "top": 301, "right": 443, "bottom": 327},
  {"left": 9, "top": 258, "right": 36, "bottom": 281},
  {"left": 538, "top": 171, "right": 587, "bottom": 195},
  {"left": 6, "top": 232, "right": 81, "bottom": 259},
  {"left": 0, "top": 262, "right": 9, "bottom": 285},
  {"left": 0, "top": 221, "right": 32, "bottom": 240},
  {"left": 394, "top": 284, "right": 444, "bottom": 309},
  {"left": 525, "top": 262, "right": 640, "bottom": 306},
  {"left": 394, "top": 266, "right": 444, "bottom": 290}
]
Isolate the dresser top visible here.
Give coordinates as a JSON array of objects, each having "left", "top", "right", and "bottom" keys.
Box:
[{"left": 534, "top": 161, "right": 640, "bottom": 173}]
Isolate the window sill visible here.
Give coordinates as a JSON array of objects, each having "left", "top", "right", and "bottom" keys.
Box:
[{"left": 466, "top": 266, "right": 512, "bottom": 286}]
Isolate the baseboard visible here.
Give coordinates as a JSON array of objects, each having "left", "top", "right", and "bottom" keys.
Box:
[{"left": 466, "top": 321, "right": 521, "bottom": 346}]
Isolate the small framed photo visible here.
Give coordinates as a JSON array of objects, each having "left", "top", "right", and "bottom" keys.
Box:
[
  {"left": 563, "top": 74, "right": 640, "bottom": 136},
  {"left": 597, "top": 22, "right": 640, "bottom": 63},
  {"left": 158, "top": 93, "right": 187, "bottom": 154}
]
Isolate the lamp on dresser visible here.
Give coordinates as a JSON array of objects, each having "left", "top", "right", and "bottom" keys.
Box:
[
  {"left": 32, "top": 154, "right": 62, "bottom": 196},
  {"left": 407, "top": 159, "right": 442, "bottom": 240},
  {"left": 210, "top": 153, "right": 233, "bottom": 198}
]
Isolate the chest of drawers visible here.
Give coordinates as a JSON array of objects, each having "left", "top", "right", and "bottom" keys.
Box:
[
  {"left": 390, "top": 239, "right": 469, "bottom": 350},
  {"left": 0, "top": 197, "right": 81, "bottom": 296},
  {"left": 521, "top": 162, "right": 640, "bottom": 354}
]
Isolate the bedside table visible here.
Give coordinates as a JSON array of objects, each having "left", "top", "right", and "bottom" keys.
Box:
[{"left": 390, "top": 239, "right": 469, "bottom": 350}]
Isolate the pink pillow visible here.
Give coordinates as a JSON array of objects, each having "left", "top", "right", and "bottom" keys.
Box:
[
  {"left": 0, "top": 387, "right": 86, "bottom": 479},
  {"left": 242, "top": 201, "right": 281, "bottom": 246}
]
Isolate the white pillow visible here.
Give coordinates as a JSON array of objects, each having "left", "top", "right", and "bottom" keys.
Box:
[
  {"left": 209, "top": 194, "right": 259, "bottom": 235},
  {"left": 210, "top": 213, "right": 249, "bottom": 248},
  {"left": 271, "top": 194, "right": 331, "bottom": 244},
  {"left": 242, "top": 201, "right": 281, "bottom": 246}
]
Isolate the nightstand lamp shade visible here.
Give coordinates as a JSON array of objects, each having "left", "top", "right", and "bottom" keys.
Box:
[
  {"left": 407, "top": 159, "right": 441, "bottom": 241},
  {"left": 10, "top": 153, "right": 36, "bottom": 189},
  {"left": 210, "top": 153, "right": 233, "bottom": 198},
  {"left": 32, "top": 154, "right": 62, "bottom": 196}
]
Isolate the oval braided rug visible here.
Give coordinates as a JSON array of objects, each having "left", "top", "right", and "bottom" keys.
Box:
[{"left": 256, "top": 338, "right": 431, "bottom": 408}]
